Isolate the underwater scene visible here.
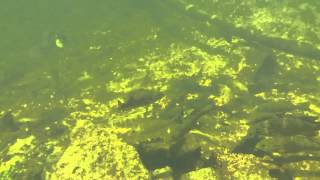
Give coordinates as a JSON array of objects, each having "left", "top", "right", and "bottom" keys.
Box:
[{"left": 1, "top": 0, "right": 320, "bottom": 179}]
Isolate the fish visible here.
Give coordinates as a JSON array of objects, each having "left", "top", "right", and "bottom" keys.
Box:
[
  {"left": 256, "top": 135, "right": 320, "bottom": 154},
  {"left": 254, "top": 101, "right": 308, "bottom": 114},
  {"left": 0, "top": 111, "right": 21, "bottom": 152},
  {"left": 0, "top": 111, "right": 19, "bottom": 132},
  {"left": 232, "top": 134, "right": 265, "bottom": 156},
  {"left": 250, "top": 53, "right": 279, "bottom": 93},
  {"left": 249, "top": 114, "right": 320, "bottom": 137},
  {"left": 119, "top": 89, "right": 164, "bottom": 110}
]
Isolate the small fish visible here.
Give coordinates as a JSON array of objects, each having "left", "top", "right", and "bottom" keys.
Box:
[
  {"left": 166, "top": 77, "right": 204, "bottom": 99},
  {"left": 254, "top": 101, "right": 308, "bottom": 114},
  {"left": 250, "top": 53, "right": 278, "bottom": 93},
  {"left": 256, "top": 135, "right": 320, "bottom": 154},
  {"left": 119, "top": 89, "right": 164, "bottom": 110},
  {"left": 249, "top": 114, "right": 320, "bottom": 137},
  {"left": 0, "top": 111, "right": 19, "bottom": 132},
  {"left": 232, "top": 134, "right": 265, "bottom": 156},
  {"left": 0, "top": 111, "right": 21, "bottom": 151}
]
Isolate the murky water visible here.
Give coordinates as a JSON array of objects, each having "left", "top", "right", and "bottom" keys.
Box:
[{"left": 1, "top": 0, "right": 320, "bottom": 179}]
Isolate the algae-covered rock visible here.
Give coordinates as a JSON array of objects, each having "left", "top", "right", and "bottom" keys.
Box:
[
  {"left": 152, "top": 166, "right": 173, "bottom": 179},
  {"left": 217, "top": 153, "right": 272, "bottom": 179},
  {"left": 48, "top": 120, "right": 150, "bottom": 180},
  {"left": 180, "top": 167, "right": 217, "bottom": 180},
  {"left": 0, "top": 135, "right": 50, "bottom": 179},
  {"left": 0, "top": 136, "right": 37, "bottom": 178}
]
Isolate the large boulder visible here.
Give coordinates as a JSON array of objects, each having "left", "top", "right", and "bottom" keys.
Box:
[{"left": 48, "top": 120, "right": 150, "bottom": 180}]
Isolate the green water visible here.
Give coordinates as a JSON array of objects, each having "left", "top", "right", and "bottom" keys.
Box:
[{"left": 1, "top": 0, "right": 320, "bottom": 179}]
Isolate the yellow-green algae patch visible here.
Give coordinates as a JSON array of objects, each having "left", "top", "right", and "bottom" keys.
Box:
[
  {"left": 180, "top": 167, "right": 217, "bottom": 180},
  {"left": 217, "top": 153, "right": 272, "bottom": 179},
  {"left": 47, "top": 120, "right": 150, "bottom": 180},
  {"left": 0, "top": 135, "right": 39, "bottom": 179}
]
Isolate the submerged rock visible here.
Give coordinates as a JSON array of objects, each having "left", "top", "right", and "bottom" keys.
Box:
[
  {"left": 48, "top": 120, "right": 150, "bottom": 179},
  {"left": 152, "top": 166, "right": 173, "bottom": 179},
  {"left": 180, "top": 167, "right": 217, "bottom": 180}
]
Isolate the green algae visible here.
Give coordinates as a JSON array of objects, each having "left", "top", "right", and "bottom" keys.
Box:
[{"left": 47, "top": 120, "right": 150, "bottom": 180}]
